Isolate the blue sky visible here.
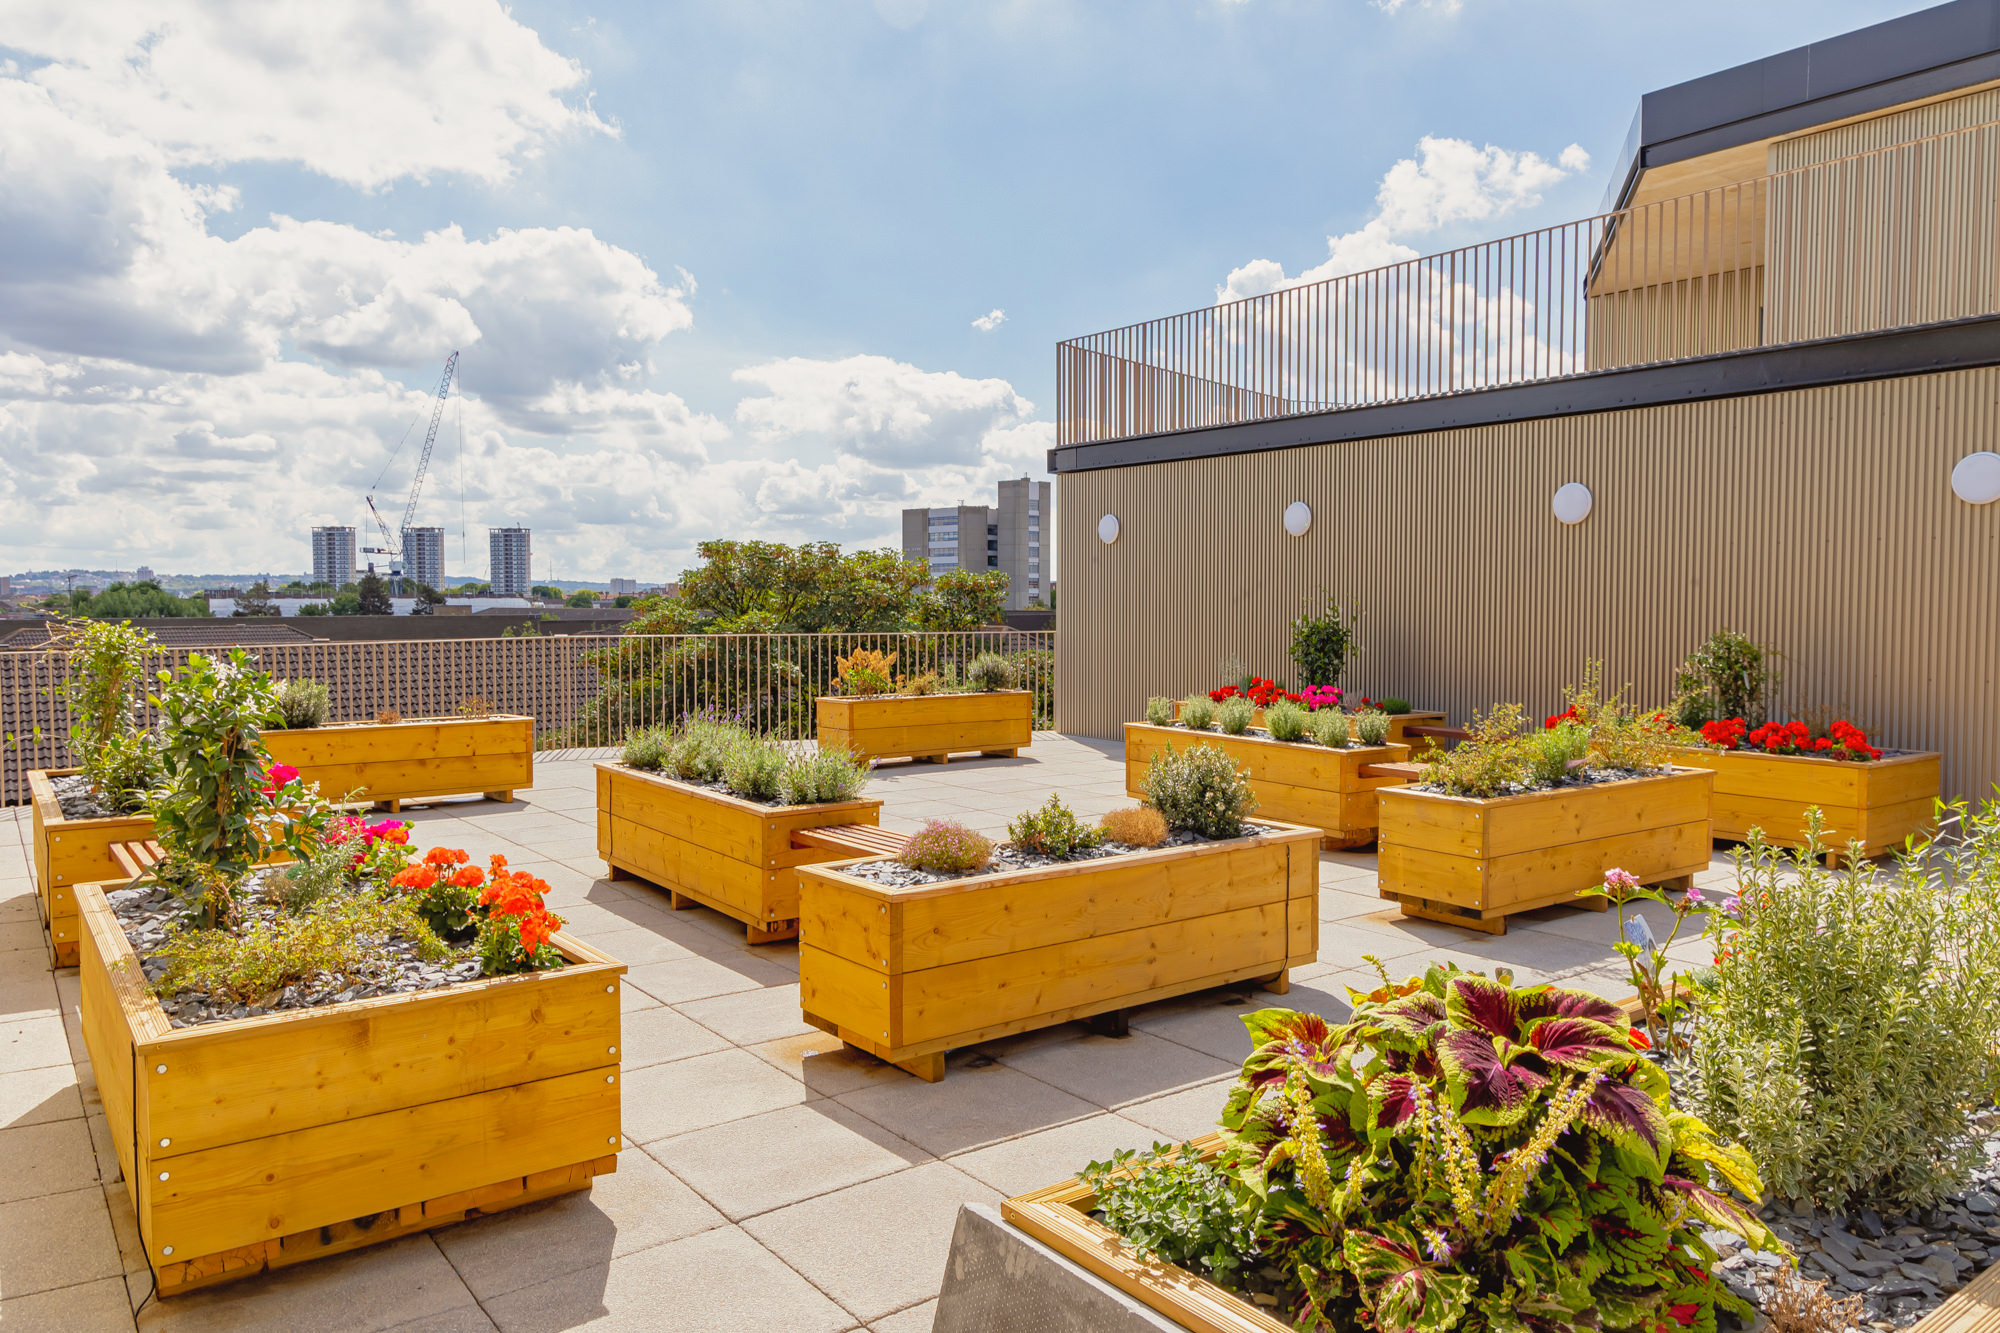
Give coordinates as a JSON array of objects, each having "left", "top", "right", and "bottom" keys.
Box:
[{"left": 0, "top": 0, "right": 1928, "bottom": 580}]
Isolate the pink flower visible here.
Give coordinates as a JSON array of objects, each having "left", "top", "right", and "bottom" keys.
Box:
[{"left": 1603, "top": 867, "right": 1640, "bottom": 895}]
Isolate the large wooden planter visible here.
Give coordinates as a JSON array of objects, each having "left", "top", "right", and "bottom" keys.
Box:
[
  {"left": 797, "top": 822, "right": 1322, "bottom": 1082},
  {"left": 1122, "top": 724, "right": 1410, "bottom": 849},
  {"left": 596, "top": 763, "right": 884, "bottom": 944},
  {"left": 816, "top": 691, "right": 1033, "bottom": 764},
  {"left": 76, "top": 879, "right": 624, "bottom": 1297},
  {"left": 1005, "top": 1134, "right": 1289, "bottom": 1333},
  {"left": 1377, "top": 767, "right": 1715, "bottom": 935},
  {"left": 265, "top": 714, "right": 534, "bottom": 811},
  {"left": 28, "top": 768, "right": 152, "bottom": 968},
  {"left": 1670, "top": 745, "right": 1941, "bottom": 862}
]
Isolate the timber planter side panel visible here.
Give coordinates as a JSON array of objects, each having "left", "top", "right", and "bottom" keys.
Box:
[
  {"left": 76, "top": 879, "right": 625, "bottom": 1297},
  {"left": 1376, "top": 767, "right": 1715, "bottom": 935},
  {"left": 796, "top": 823, "right": 1322, "bottom": 1082},
  {"left": 1122, "top": 723, "right": 1410, "bottom": 849},
  {"left": 816, "top": 691, "right": 1033, "bottom": 764},
  {"left": 595, "top": 763, "right": 884, "bottom": 944},
  {"left": 29, "top": 768, "right": 152, "bottom": 968},
  {"left": 265, "top": 714, "right": 535, "bottom": 810},
  {"left": 1669, "top": 746, "right": 1941, "bottom": 860}
]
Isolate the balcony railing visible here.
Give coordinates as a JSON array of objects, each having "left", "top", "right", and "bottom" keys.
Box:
[
  {"left": 1056, "top": 118, "right": 2000, "bottom": 446},
  {"left": 0, "top": 630, "right": 1055, "bottom": 805}
]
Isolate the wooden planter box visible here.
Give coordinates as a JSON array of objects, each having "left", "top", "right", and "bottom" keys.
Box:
[
  {"left": 1384, "top": 710, "right": 1449, "bottom": 757},
  {"left": 596, "top": 763, "right": 884, "bottom": 944},
  {"left": 1670, "top": 745, "right": 1941, "bottom": 862},
  {"left": 796, "top": 822, "right": 1322, "bottom": 1082},
  {"left": 816, "top": 691, "right": 1032, "bottom": 764},
  {"left": 265, "top": 714, "right": 534, "bottom": 811},
  {"left": 1377, "top": 767, "right": 1715, "bottom": 935},
  {"left": 76, "top": 879, "right": 624, "bottom": 1298},
  {"left": 28, "top": 768, "right": 152, "bottom": 968},
  {"left": 1005, "top": 1134, "right": 1290, "bottom": 1333},
  {"left": 1122, "top": 724, "right": 1409, "bottom": 849}
]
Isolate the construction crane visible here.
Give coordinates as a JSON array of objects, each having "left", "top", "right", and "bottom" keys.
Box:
[{"left": 363, "top": 351, "right": 459, "bottom": 597}]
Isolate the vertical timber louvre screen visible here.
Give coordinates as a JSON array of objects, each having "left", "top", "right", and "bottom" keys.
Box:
[{"left": 0, "top": 630, "right": 1055, "bottom": 805}]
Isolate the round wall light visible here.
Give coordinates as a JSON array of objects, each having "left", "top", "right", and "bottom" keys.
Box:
[
  {"left": 1951, "top": 451, "right": 2000, "bottom": 505},
  {"left": 1282, "top": 500, "right": 1312, "bottom": 537},
  {"left": 1552, "top": 482, "right": 1594, "bottom": 525},
  {"left": 1097, "top": 513, "right": 1121, "bottom": 544}
]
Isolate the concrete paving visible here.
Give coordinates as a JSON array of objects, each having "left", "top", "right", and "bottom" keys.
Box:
[{"left": 0, "top": 734, "right": 1739, "bottom": 1331}]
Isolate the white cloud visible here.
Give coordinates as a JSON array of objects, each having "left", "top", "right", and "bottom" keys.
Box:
[
  {"left": 733, "top": 354, "right": 1037, "bottom": 469},
  {"left": 971, "top": 308, "right": 1008, "bottom": 332},
  {"left": 1373, "top": 0, "right": 1465, "bottom": 13},
  {"left": 1220, "top": 135, "right": 1589, "bottom": 300},
  {"left": 4, "top": 0, "right": 610, "bottom": 190}
]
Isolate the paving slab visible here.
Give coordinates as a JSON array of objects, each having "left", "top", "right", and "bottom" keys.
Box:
[
  {"left": 647, "top": 1101, "right": 927, "bottom": 1220},
  {"left": 621, "top": 1048, "right": 815, "bottom": 1144},
  {"left": 135, "top": 1235, "right": 479, "bottom": 1333},
  {"left": 837, "top": 1061, "right": 1102, "bottom": 1158}
]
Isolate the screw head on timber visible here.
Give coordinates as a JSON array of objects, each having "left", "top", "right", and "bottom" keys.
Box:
[
  {"left": 608, "top": 1136, "right": 619, "bottom": 1146},
  {"left": 154, "top": 1064, "right": 167, "bottom": 1074},
  {"left": 161, "top": 1246, "right": 174, "bottom": 1257},
  {"left": 159, "top": 1138, "right": 171, "bottom": 1148},
  {"left": 608, "top": 1046, "right": 617, "bottom": 1055},
  {"left": 605, "top": 985, "right": 615, "bottom": 993},
  {"left": 606, "top": 1075, "right": 615, "bottom": 1084},
  {"left": 158, "top": 1171, "right": 170, "bottom": 1181}
]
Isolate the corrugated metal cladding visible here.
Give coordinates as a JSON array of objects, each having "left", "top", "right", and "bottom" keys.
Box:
[
  {"left": 1770, "top": 86, "right": 2000, "bottom": 168},
  {"left": 1054, "top": 366, "right": 2000, "bottom": 800}
]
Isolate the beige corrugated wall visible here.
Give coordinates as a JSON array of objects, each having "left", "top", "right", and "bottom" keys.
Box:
[{"left": 1054, "top": 365, "right": 2000, "bottom": 800}]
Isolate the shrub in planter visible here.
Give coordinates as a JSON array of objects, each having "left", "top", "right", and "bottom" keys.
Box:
[
  {"left": 1289, "top": 595, "right": 1356, "bottom": 688},
  {"left": 1353, "top": 707, "right": 1390, "bottom": 746},
  {"left": 833, "top": 647, "right": 899, "bottom": 696},
  {"left": 621, "top": 727, "right": 673, "bottom": 771},
  {"left": 1143, "top": 743, "right": 1257, "bottom": 839},
  {"left": 1376, "top": 695, "right": 1412, "bottom": 715},
  {"left": 1088, "top": 967, "right": 1782, "bottom": 1332},
  {"left": 1006, "top": 794, "right": 1105, "bottom": 859},
  {"left": 1180, "top": 694, "right": 1217, "bottom": 731},
  {"left": 273, "top": 679, "right": 331, "bottom": 730},
  {"left": 898, "top": 819, "right": 994, "bottom": 874},
  {"left": 965, "top": 652, "right": 1018, "bottom": 691},
  {"left": 51, "top": 615, "right": 159, "bottom": 813},
  {"left": 1674, "top": 628, "right": 1778, "bottom": 729},
  {"left": 1144, "top": 695, "right": 1175, "bottom": 726},
  {"left": 1423, "top": 665, "right": 1693, "bottom": 798},
  {"left": 1265, "top": 699, "right": 1310, "bottom": 742},
  {"left": 1308, "top": 709, "right": 1352, "bottom": 748},
  {"left": 778, "top": 746, "right": 871, "bottom": 804},
  {"left": 1686, "top": 810, "right": 2000, "bottom": 1212},
  {"left": 1100, "top": 806, "right": 1168, "bottom": 848},
  {"left": 1217, "top": 697, "right": 1255, "bottom": 736}
]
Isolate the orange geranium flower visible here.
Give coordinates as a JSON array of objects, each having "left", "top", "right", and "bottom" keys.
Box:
[
  {"left": 424, "top": 847, "right": 470, "bottom": 869},
  {"left": 450, "top": 866, "right": 485, "bottom": 889}
]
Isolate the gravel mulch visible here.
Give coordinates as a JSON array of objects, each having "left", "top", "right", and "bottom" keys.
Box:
[
  {"left": 842, "top": 822, "right": 1284, "bottom": 888},
  {"left": 50, "top": 772, "right": 136, "bottom": 820},
  {"left": 109, "top": 870, "right": 480, "bottom": 1030}
]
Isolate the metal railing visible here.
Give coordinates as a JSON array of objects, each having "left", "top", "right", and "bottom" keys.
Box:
[
  {"left": 0, "top": 630, "right": 1055, "bottom": 804},
  {"left": 1056, "top": 118, "right": 2000, "bottom": 445}
]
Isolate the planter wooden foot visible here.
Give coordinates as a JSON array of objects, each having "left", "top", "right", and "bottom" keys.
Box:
[
  {"left": 667, "top": 890, "right": 700, "bottom": 911},
  {"left": 1256, "top": 969, "right": 1291, "bottom": 995},
  {"left": 607, "top": 863, "right": 635, "bottom": 882},
  {"left": 895, "top": 1052, "right": 946, "bottom": 1083},
  {"left": 1321, "top": 833, "right": 1375, "bottom": 852},
  {"left": 483, "top": 790, "right": 514, "bottom": 804},
  {"left": 1389, "top": 893, "right": 1511, "bottom": 935},
  {"left": 979, "top": 749, "right": 1019, "bottom": 759},
  {"left": 1084, "top": 1009, "right": 1131, "bottom": 1038},
  {"left": 746, "top": 918, "right": 800, "bottom": 945}
]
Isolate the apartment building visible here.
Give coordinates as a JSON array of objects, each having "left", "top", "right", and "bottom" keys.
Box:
[
  {"left": 608, "top": 578, "right": 638, "bottom": 597},
  {"left": 401, "top": 527, "right": 445, "bottom": 592},
  {"left": 901, "top": 478, "right": 1051, "bottom": 612},
  {"left": 310, "top": 526, "right": 356, "bottom": 588},
  {"left": 488, "top": 527, "right": 532, "bottom": 597}
]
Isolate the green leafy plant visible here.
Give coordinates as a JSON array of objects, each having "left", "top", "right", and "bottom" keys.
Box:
[
  {"left": 1376, "top": 696, "right": 1412, "bottom": 715},
  {"left": 1674, "top": 629, "right": 1778, "bottom": 728},
  {"left": 151, "top": 895, "right": 448, "bottom": 1005},
  {"left": 1526, "top": 720, "right": 1590, "bottom": 787},
  {"left": 1353, "top": 708, "right": 1390, "bottom": 746},
  {"left": 833, "top": 647, "right": 898, "bottom": 697},
  {"left": 1686, "top": 808, "right": 2000, "bottom": 1212},
  {"left": 1289, "top": 596, "right": 1357, "bottom": 687},
  {"left": 1145, "top": 696, "right": 1176, "bottom": 726},
  {"left": 1560, "top": 662, "right": 1694, "bottom": 772},
  {"left": 1175, "top": 970, "right": 1783, "bottom": 1333},
  {"left": 1007, "top": 793, "right": 1105, "bottom": 859},
  {"left": 1180, "top": 695, "right": 1217, "bottom": 730},
  {"left": 273, "top": 679, "right": 331, "bottom": 730},
  {"left": 897, "top": 819, "right": 995, "bottom": 873},
  {"left": 1144, "top": 743, "right": 1257, "bottom": 839},
  {"left": 49, "top": 616, "right": 158, "bottom": 811},
  {"left": 1590, "top": 868, "right": 1704, "bottom": 1053},
  {"left": 1082, "top": 1144, "right": 1267, "bottom": 1293},
  {"left": 778, "top": 747, "right": 872, "bottom": 805},
  {"left": 721, "top": 732, "right": 787, "bottom": 801},
  {"left": 622, "top": 727, "right": 672, "bottom": 770},
  {"left": 1217, "top": 697, "right": 1255, "bottom": 735},
  {"left": 1265, "top": 699, "right": 1309, "bottom": 743},
  {"left": 1308, "top": 710, "right": 1351, "bottom": 748},
  {"left": 1421, "top": 704, "right": 1530, "bottom": 797},
  {"left": 965, "top": 652, "right": 1018, "bottom": 691},
  {"left": 1101, "top": 806, "right": 1168, "bottom": 848}
]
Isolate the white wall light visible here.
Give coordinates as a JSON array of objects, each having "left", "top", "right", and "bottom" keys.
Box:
[
  {"left": 1097, "top": 513, "right": 1120, "bottom": 544},
  {"left": 1551, "top": 482, "right": 1593, "bottom": 525},
  {"left": 1951, "top": 451, "right": 2000, "bottom": 505},
  {"left": 1282, "top": 501, "right": 1312, "bottom": 537}
]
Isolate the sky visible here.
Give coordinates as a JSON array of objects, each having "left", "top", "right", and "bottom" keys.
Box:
[{"left": 0, "top": 0, "right": 1932, "bottom": 582}]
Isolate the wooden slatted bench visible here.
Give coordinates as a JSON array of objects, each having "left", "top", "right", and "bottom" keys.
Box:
[
  {"left": 1911, "top": 1257, "right": 2000, "bottom": 1333},
  {"left": 109, "top": 839, "right": 166, "bottom": 881},
  {"left": 790, "top": 824, "right": 910, "bottom": 860}
]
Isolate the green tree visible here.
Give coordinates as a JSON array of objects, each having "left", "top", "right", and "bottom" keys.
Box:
[
  {"left": 329, "top": 591, "right": 362, "bottom": 615},
  {"left": 232, "top": 581, "right": 279, "bottom": 617},
  {"left": 913, "top": 568, "right": 1010, "bottom": 631},
  {"left": 532, "top": 584, "right": 563, "bottom": 600},
  {"left": 296, "top": 602, "right": 330, "bottom": 616},
  {"left": 658, "top": 540, "right": 928, "bottom": 633},
  {"left": 565, "top": 589, "right": 598, "bottom": 608},
  {"left": 81, "top": 581, "right": 208, "bottom": 618},
  {"left": 356, "top": 572, "right": 392, "bottom": 615},
  {"left": 409, "top": 582, "right": 446, "bottom": 615},
  {"left": 613, "top": 595, "right": 634, "bottom": 609}
]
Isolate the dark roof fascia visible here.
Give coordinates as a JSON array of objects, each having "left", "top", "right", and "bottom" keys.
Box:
[
  {"left": 1624, "top": 0, "right": 2000, "bottom": 183},
  {"left": 1046, "top": 315, "right": 2000, "bottom": 474}
]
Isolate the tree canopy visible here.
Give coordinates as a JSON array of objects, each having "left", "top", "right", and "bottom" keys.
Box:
[
  {"left": 628, "top": 540, "right": 932, "bottom": 635},
  {"left": 356, "top": 572, "right": 392, "bottom": 615},
  {"left": 72, "top": 581, "right": 208, "bottom": 619},
  {"left": 912, "top": 568, "right": 1010, "bottom": 631}
]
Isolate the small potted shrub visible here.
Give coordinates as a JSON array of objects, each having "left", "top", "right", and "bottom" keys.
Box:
[
  {"left": 76, "top": 658, "right": 622, "bottom": 1298},
  {"left": 796, "top": 757, "right": 1321, "bottom": 1082},
  {"left": 816, "top": 647, "right": 1034, "bottom": 764},
  {"left": 599, "top": 717, "right": 881, "bottom": 943},
  {"left": 1377, "top": 663, "right": 1714, "bottom": 934},
  {"left": 1001, "top": 965, "right": 1782, "bottom": 1333},
  {"left": 1666, "top": 629, "right": 1939, "bottom": 863}
]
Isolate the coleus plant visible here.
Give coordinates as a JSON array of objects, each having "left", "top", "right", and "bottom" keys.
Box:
[{"left": 1213, "top": 966, "right": 1783, "bottom": 1333}]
